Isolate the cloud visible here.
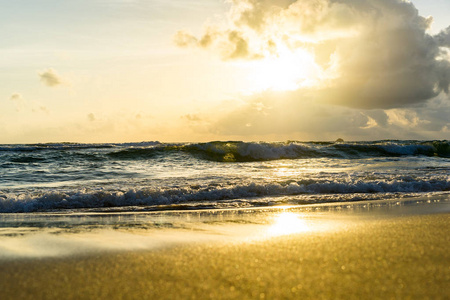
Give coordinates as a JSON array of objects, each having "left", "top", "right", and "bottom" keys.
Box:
[
  {"left": 360, "top": 114, "right": 378, "bottom": 129},
  {"left": 9, "top": 93, "right": 24, "bottom": 111},
  {"left": 435, "top": 26, "right": 450, "bottom": 47},
  {"left": 181, "top": 114, "right": 202, "bottom": 122},
  {"left": 10, "top": 93, "right": 22, "bottom": 101},
  {"left": 177, "top": 0, "right": 450, "bottom": 109},
  {"left": 227, "top": 30, "right": 252, "bottom": 59},
  {"left": 38, "top": 68, "right": 64, "bottom": 87},
  {"left": 9, "top": 93, "right": 50, "bottom": 114},
  {"left": 207, "top": 90, "right": 450, "bottom": 140},
  {"left": 31, "top": 105, "right": 49, "bottom": 114},
  {"left": 209, "top": 90, "right": 371, "bottom": 138},
  {"left": 174, "top": 27, "right": 262, "bottom": 60},
  {"left": 87, "top": 113, "right": 96, "bottom": 122},
  {"left": 173, "top": 30, "right": 199, "bottom": 48}
]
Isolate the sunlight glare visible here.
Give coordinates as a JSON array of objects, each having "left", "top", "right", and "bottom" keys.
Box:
[
  {"left": 246, "top": 46, "right": 319, "bottom": 92},
  {"left": 268, "top": 212, "right": 310, "bottom": 236}
]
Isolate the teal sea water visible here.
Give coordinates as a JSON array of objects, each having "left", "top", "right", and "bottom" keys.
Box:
[{"left": 0, "top": 140, "right": 449, "bottom": 213}]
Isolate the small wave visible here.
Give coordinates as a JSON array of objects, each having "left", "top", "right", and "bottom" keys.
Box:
[
  {"left": 107, "top": 146, "right": 169, "bottom": 160},
  {"left": 2, "top": 178, "right": 449, "bottom": 213},
  {"left": 0, "top": 141, "right": 161, "bottom": 153},
  {"left": 9, "top": 157, "right": 47, "bottom": 163},
  {"left": 377, "top": 141, "right": 449, "bottom": 157}
]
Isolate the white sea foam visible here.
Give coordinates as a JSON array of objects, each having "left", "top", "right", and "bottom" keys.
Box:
[
  {"left": 1, "top": 179, "right": 449, "bottom": 213},
  {"left": 1, "top": 140, "right": 449, "bottom": 213}
]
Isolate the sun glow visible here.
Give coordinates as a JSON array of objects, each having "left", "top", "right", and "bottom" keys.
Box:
[
  {"left": 268, "top": 212, "right": 310, "bottom": 236},
  {"left": 246, "top": 47, "right": 320, "bottom": 92}
]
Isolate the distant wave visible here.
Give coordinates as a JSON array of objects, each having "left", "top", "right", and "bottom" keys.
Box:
[
  {"left": 1, "top": 178, "right": 449, "bottom": 213},
  {"left": 202, "top": 140, "right": 450, "bottom": 161},
  {"left": 1, "top": 141, "right": 449, "bottom": 163},
  {"left": 0, "top": 141, "right": 161, "bottom": 152},
  {"left": 100, "top": 140, "right": 450, "bottom": 162}
]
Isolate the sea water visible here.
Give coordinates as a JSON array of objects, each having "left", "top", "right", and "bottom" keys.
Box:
[
  {"left": 0, "top": 140, "right": 449, "bottom": 213},
  {"left": 0, "top": 140, "right": 449, "bottom": 258}
]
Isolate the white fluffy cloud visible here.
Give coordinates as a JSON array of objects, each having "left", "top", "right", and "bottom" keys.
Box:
[{"left": 176, "top": 0, "right": 450, "bottom": 109}]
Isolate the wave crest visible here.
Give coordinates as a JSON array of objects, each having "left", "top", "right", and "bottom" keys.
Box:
[
  {"left": 1, "top": 141, "right": 448, "bottom": 163},
  {"left": 181, "top": 140, "right": 450, "bottom": 162},
  {"left": 2, "top": 178, "right": 449, "bottom": 213}
]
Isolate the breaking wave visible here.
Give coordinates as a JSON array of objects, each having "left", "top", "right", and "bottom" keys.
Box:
[
  {"left": 109, "top": 140, "right": 450, "bottom": 162},
  {"left": 1, "top": 178, "right": 449, "bottom": 213}
]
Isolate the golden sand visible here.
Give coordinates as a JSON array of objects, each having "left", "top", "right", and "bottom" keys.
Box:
[{"left": 1, "top": 212, "right": 449, "bottom": 299}]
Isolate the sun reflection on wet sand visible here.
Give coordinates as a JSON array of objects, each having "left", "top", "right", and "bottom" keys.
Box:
[{"left": 267, "top": 211, "right": 310, "bottom": 236}]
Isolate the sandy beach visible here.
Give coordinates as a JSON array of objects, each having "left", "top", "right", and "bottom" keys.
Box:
[
  {"left": 3, "top": 0, "right": 450, "bottom": 298},
  {"left": 1, "top": 199, "right": 449, "bottom": 299}
]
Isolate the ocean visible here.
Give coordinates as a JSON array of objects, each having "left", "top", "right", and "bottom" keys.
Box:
[{"left": 0, "top": 140, "right": 449, "bottom": 213}]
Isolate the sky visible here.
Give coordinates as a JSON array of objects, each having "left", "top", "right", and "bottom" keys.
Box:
[{"left": 1, "top": 0, "right": 450, "bottom": 143}]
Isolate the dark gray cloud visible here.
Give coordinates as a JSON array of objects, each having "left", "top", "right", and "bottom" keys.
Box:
[
  {"left": 316, "top": 0, "right": 449, "bottom": 108},
  {"left": 435, "top": 25, "right": 450, "bottom": 47}
]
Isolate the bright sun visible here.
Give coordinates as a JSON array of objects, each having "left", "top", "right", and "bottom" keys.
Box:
[{"left": 246, "top": 46, "right": 320, "bottom": 92}]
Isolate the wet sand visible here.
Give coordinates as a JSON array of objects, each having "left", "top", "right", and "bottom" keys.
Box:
[{"left": 1, "top": 201, "right": 449, "bottom": 299}]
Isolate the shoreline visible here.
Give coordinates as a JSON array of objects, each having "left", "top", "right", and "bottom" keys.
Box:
[
  {"left": 0, "top": 198, "right": 449, "bottom": 299},
  {"left": 2, "top": 192, "right": 449, "bottom": 216},
  {"left": 0, "top": 195, "right": 449, "bottom": 259}
]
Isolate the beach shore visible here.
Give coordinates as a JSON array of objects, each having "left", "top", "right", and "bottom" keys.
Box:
[{"left": 1, "top": 200, "right": 449, "bottom": 299}]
